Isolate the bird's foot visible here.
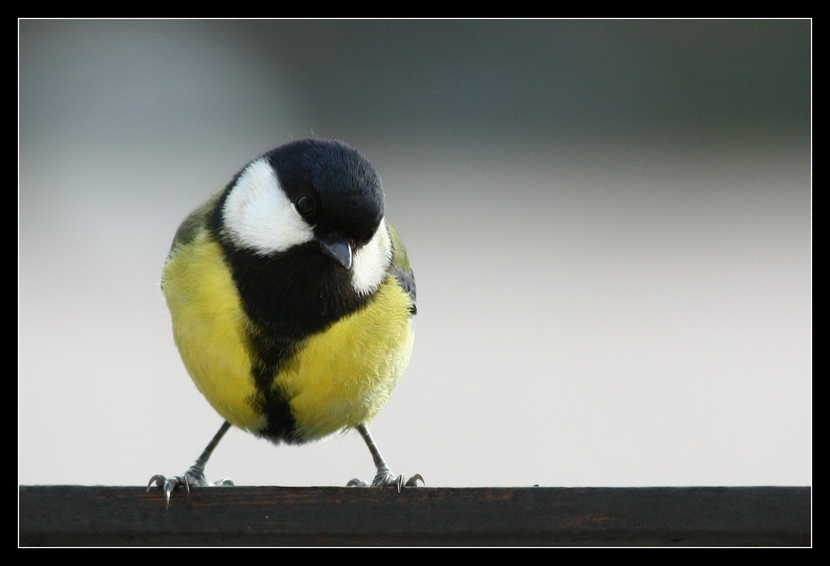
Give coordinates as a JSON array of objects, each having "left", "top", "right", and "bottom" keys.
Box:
[
  {"left": 147, "top": 467, "right": 233, "bottom": 507},
  {"left": 347, "top": 472, "right": 425, "bottom": 492}
]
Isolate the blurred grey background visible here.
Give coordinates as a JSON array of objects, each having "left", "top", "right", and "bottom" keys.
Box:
[{"left": 19, "top": 20, "right": 810, "bottom": 487}]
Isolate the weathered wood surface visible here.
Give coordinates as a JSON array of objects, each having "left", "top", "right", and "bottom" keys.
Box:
[{"left": 19, "top": 485, "right": 811, "bottom": 546}]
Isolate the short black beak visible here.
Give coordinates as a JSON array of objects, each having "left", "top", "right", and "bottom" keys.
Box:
[{"left": 319, "top": 237, "right": 353, "bottom": 270}]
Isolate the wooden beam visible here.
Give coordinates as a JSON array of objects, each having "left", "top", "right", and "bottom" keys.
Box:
[{"left": 19, "top": 486, "right": 810, "bottom": 546}]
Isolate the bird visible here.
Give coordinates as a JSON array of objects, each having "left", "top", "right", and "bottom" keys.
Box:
[{"left": 148, "top": 139, "right": 421, "bottom": 505}]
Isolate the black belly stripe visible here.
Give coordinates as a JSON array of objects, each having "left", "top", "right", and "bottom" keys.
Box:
[
  {"left": 245, "top": 331, "right": 302, "bottom": 443},
  {"left": 220, "top": 240, "right": 375, "bottom": 444},
  {"left": 251, "top": 367, "right": 298, "bottom": 443}
]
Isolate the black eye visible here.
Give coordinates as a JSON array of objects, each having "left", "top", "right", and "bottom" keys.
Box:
[{"left": 295, "top": 195, "right": 316, "bottom": 217}]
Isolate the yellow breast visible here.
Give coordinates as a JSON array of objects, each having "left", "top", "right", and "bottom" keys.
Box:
[
  {"left": 279, "top": 278, "right": 414, "bottom": 440},
  {"left": 163, "top": 231, "right": 263, "bottom": 432},
  {"left": 162, "top": 229, "right": 414, "bottom": 441}
]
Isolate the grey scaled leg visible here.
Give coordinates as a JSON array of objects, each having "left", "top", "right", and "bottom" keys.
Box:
[
  {"left": 147, "top": 420, "right": 234, "bottom": 507},
  {"left": 347, "top": 423, "right": 424, "bottom": 491}
]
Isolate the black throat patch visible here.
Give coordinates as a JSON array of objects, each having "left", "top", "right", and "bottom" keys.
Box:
[{"left": 220, "top": 241, "right": 374, "bottom": 444}]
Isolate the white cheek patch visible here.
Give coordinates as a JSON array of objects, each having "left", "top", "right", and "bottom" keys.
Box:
[
  {"left": 222, "top": 158, "right": 314, "bottom": 254},
  {"left": 352, "top": 218, "right": 392, "bottom": 296}
]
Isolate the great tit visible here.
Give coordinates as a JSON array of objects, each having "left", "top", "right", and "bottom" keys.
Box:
[{"left": 148, "top": 139, "right": 421, "bottom": 505}]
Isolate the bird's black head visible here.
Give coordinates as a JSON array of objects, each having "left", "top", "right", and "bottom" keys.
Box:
[
  {"left": 266, "top": 139, "right": 385, "bottom": 248},
  {"left": 214, "top": 138, "right": 394, "bottom": 338}
]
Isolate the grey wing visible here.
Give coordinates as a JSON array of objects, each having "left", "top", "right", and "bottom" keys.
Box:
[{"left": 387, "top": 223, "right": 417, "bottom": 315}]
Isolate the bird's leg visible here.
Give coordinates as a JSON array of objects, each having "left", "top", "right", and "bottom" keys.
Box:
[
  {"left": 347, "top": 423, "right": 424, "bottom": 491},
  {"left": 147, "top": 420, "right": 234, "bottom": 507}
]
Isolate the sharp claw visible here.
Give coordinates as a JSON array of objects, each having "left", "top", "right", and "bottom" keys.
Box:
[
  {"left": 405, "top": 474, "right": 425, "bottom": 487},
  {"left": 163, "top": 479, "right": 176, "bottom": 508},
  {"left": 348, "top": 472, "right": 425, "bottom": 489},
  {"left": 148, "top": 471, "right": 232, "bottom": 507},
  {"left": 147, "top": 474, "right": 164, "bottom": 492}
]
